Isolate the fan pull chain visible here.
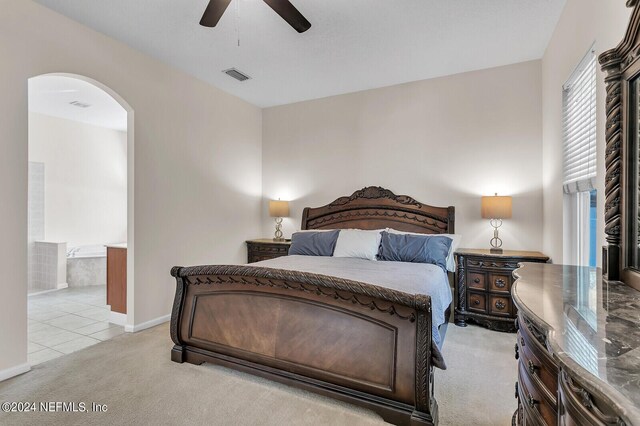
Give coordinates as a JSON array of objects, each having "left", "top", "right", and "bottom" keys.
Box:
[{"left": 235, "top": 0, "right": 240, "bottom": 46}]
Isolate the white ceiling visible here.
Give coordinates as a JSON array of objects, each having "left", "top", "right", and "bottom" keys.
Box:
[
  {"left": 29, "top": 75, "right": 128, "bottom": 131},
  {"left": 34, "top": 0, "right": 566, "bottom": 108}
]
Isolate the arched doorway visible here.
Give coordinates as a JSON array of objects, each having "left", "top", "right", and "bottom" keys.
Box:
[{"left": 26, "top": 73, "right": 134, "bottom": 365}]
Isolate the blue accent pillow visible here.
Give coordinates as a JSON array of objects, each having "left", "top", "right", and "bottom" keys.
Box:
[
  {"left": 378, "top": 231, "right": 452, "bottom": 271},
  {"left": 289, "top": 230, "right": 340, "bottom": 256}
]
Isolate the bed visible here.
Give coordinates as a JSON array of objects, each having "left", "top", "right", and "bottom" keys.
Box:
[{"left": 169, "top": 186, "right": 455, "bottom": 425}]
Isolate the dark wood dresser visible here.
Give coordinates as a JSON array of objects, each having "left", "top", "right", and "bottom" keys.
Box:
[
  {"left": 512, "top": 263, "right": 640, "bottom": 425},
  {"left": 246, "top": 239, "right": 291, "bottom": 263},
  {"left": 454, "top": 249, "right": 548, "bottom": 332}
]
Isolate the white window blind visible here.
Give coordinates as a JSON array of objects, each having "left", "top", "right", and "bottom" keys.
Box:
[{"left": 562, "top": 48, "right": 597, "bottom": 194}]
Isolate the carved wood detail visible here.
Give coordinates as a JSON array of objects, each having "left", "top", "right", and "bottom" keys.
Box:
[
  {"left": 302, "top": 186, "right": 455, "bottom": 235},
  {"left": 328, "top": 186, "right": 424, "bottom": 208},
  {"left": 521, "top": 316, "right": 547, "bottom": 347},
  {"left": 306, "top": 209, "right": 448, "bottom": 233},
  {"left": 170, "top": 266, "right": 185, "bottom": 347},
  {"left": 173, "top": 265, "right": 428, "bottom": 323},
  {"left": 454, "top": 254, "right": 467, "bottom": 327},
  {"left": 560, "top": 370, "right": 626, "bottom": 426},
  {"left": 598, "top": 0, "right": 640, "bottom": 280},
  {"left": 414, "top": 294, "right": 432, "bottom": 414},
  {"left": 467, "top": 259, "right": 520, "bottom": 269}
]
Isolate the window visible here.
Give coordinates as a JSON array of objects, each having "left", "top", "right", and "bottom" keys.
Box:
[{"left": 562, "top": 47, "right": 597, "bottom": 267}]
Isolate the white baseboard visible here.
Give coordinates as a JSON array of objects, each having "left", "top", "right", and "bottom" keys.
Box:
[
  {"left": 124, "top": 314, "right": 170, "bottom": 333},
  {"left": 28, "top": 287, "right": 62, "bottom": 297},
  {"left": 0, "top": 363, "right": 31, "bottom": 382},
  {"left": 56, "top": 282, "right": 68, "bottom": 290},
  {"left": 108, "top": 311, "right": 127, "bottom": 326}
]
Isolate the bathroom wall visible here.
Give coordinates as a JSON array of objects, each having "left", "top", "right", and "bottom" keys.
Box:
[
  {"left": 28, "top": 112, "right": 127, "bottom": 248},
  {"left": 27, "top": 162, "right": 45, "bottom": 293}
]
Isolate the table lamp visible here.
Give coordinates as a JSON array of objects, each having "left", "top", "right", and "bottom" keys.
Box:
[
  {"left": 481, "top": 193, "right": 512, "bottom": 254},
  {"left": 269, "top": 200, "right": 290, "bottom": 241}
]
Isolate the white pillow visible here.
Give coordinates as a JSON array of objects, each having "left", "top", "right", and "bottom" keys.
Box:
[
  {"left": 386, "top": 228, "right": 461, "bottom": 272},
  {"left": 333, "top": 229, "right": 383, "bottom": 261}
]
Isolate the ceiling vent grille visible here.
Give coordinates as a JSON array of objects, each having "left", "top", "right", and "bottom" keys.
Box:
[
  {"left": 69, "top": 101, "right": 91, "bottom": 108},
  {"left": 222, "top": 68, "right": 251, "bottom": 82}
]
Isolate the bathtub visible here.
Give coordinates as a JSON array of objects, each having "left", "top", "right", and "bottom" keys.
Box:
[{"left": 67, "top": 245, "right": 107, "bottom": 287}]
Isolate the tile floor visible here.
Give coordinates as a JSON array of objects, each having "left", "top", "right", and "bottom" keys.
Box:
[{"left": 28, "top": 286, "right": 124, "bottom": 365}]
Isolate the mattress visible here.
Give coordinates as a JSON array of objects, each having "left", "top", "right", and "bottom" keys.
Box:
[{"left": 251, "top": 255, "right": 453, "bottom": 347}]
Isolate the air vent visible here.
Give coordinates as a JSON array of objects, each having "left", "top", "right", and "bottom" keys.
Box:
[
  {"left": 222, "top": 68, "right": 251, "bottom": 82},
  {"left": 69, "top": 101, "right": 91, "bottom": 108}
]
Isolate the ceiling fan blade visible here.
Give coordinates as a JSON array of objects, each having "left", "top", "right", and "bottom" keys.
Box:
[
  {"left": 263, "top": 0, "right": 311, "bottom": 33},
  {"left": 200, "top": 0, "right": 232, "bottom": 27}
]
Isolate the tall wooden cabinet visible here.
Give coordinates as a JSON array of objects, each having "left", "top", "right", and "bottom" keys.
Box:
[{"left": 106, "top": 245, "right": 127, "bottom": 314}]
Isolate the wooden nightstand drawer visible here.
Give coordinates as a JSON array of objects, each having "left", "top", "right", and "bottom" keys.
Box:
[
  {"left": 467, "top": 271, "right": 486, "bottom": 290},
  {"left": 246, "top": 239, "right": 291, "bottom": 263},
  {"left": 488, "top": 273, "right": 511, "bottom": 293},
  {"left": 467, "top": 291, "right": 486, "bottom": 313},
  {"left": 489, "top": 295, "right": 511, "bottom": 316}
]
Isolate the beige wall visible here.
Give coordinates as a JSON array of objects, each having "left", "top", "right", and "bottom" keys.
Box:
[
  {"left": 262, "top": 61, "right": 543, "bottom": 252},
  {"left": 541, "top": 0, "right": 631, "bottom": 264},
  {"left": 29, "top": 113, "right": 128, "bottom": 248},
  {"left": 0, "top": 0, "right": 262, "bottom": 376}
]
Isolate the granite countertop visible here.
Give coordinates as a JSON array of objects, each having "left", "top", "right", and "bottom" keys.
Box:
[
  {"left": 105, "top": 243, "right": 127, "bottom": 249},
  {"left": 513, "top": 263, "right": 640, "bottom": 424}
]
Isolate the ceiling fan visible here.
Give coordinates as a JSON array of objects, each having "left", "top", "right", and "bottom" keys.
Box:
[{"left": 200, "top": 0, "right": 311, "bottom": 33}]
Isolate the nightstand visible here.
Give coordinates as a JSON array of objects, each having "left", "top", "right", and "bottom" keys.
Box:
[
  {"left": 454, "top": 249, "right": 549, "bottom": 332},
  {"left": 246, "top": 239, "right": 291, "bottom": 263}
]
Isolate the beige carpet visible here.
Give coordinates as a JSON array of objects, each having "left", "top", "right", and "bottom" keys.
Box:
[{"left": 0, "top": 322, "right": 517, "bottom": 426}]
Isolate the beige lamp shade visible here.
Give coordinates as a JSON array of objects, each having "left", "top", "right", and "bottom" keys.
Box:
[
  {"left": 269, "top": 200, "right": 290, "bottom": 218},
  {"left": 481, "top": 194, "right": 512, "bottom": 219}
]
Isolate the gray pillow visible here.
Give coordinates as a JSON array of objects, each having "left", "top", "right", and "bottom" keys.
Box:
[
  {"left": 378, "top": 231, "right": 452, "bottom": 271},
  {"left": 289, "top": 230, "right": 340, "bottom": 256}
]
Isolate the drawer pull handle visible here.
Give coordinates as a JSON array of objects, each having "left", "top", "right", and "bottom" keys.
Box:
[
  {"left": 514, "top": 382, "right": 519, "bottom": 399},
  {"left": 473, "top": 277, "right": 481, "bottom": 284},
  {"left": 521, "top": 336, "right": 525, "bottom": 347},
  {"left": 495, "top": 300, "right": 506, "bottom": 310},
  {"left": 473, "top": 299, "right": 480, "bottom": 305},
  {"left": 527, "top": 394, "right": 539, "bottom": 409},
  {"left": 495, "top": 278, "right": 506, "bottom": 288},
  {"left": 527, "top": 360, "right": 538, "bottom": 375},
  {"left": 514, "top": 343, "right": 519, "bottom": 360}
]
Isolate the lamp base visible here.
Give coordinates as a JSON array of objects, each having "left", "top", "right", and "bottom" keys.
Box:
[{"left": 490, "top": 247, "right": 503, "bottom": 254}]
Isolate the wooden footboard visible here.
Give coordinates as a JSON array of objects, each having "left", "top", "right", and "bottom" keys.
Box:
[{"left": 170, "top": 265, "right": 438, "bottom": 425}]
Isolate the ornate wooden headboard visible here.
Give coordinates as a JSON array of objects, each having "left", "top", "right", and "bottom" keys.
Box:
[{"left": 301, "top": 186, "right": 455, "bottom": 234}]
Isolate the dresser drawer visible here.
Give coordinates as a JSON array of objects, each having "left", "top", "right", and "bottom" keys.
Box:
[
  {"left": 519, "top": 316, "right": 556, "bottom": 372},
  {"left": 467, "top": 271, "right": 486, "bottom": 290},
  {"left": 518, "top": 362, "right": 557, "bottom": 426},
  {"left": 518, "top": 331, "right": 557, "bottom": 407},
  {"left": 489, "top": 295, "right": 511, "bottom": 316},
  {"left": 488, "top": 272, "right": 511, "bottom": 293},
  {"left": 467, "top": 291, "right": 487, "bottom": 313}
]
